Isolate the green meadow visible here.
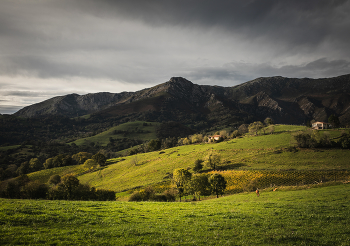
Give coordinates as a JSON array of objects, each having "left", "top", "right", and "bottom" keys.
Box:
[
  {"left": 71, "top": 121, "right": 160, "bottom": 146},
  {"left": 78, "top": 126, "right": 350, "bottom": 193},
  {"left": 1, "top": 184, "right": 350, "bottom": 245},
  {"left": 28, "top": 125, "right": 350, "bottom": 196}
]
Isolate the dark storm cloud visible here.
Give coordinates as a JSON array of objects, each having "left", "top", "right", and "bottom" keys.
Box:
[
  {"left": 71, "top": 0, "right": 350, "bottom": 48},
  {"left": 187, "top": 58, "right": 350, "bottom": 85},
  {"left": 1, "top": 0, "right": 349, "bottom": 82},
  {"left": 1, "top": 0, "right": 350, "bottom": 114}
]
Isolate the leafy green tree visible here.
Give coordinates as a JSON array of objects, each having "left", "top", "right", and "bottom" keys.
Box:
[
  {"left": 48, "top": 174, "right": 61, "bottom": 185},
  {"left": 191, "top": 134, "right": 203, "bottom": 144},
  {"left": 29, "top": 158, "right": 42, "bottom": 171},
  {"left": 92, "top": 153, "right": 107, "bottom": 166},
  {"left": 209, "top": 173, "right": 227, "bottom": 198},
  {"left": 268, "top": 125, "right": 275, "bottom": 134},
  {"left": 43, "top": 158, "right": 54, "bottom": 169},
  {"left": 193, "top": 159, "right": 203, "bottom": 173},
  {"left": 187, "top": 174, "right": 211, "bottom": 200},
  {"left": 173, "top": 168, "right": 192, "bottom": 202},
  {"left": 21, "top": 181, "right": 48, "bottom": 199},
  {"left": 72, "top": 152, "right": 92, "bottom": 164},
  {"left": 238, "top": 124, "right": 249, "bottom": 134},
  {"left": 17, "top": 161, "right": 30, "bottom": 175},
  {"left": 147, "top": 139, "right": 161, "bottom": 152},
  {"left": 205, "top": 151, "right": 221, "bottom": 170},
  {"left": 248, "top": 121, "right": 264, "bottom": 135},
  {"left": 328, "top": 114, "right": 340, "bottom": 128},
  {"left": 84, "top": 159, "right": 98, "bottom": 169},
  {"left": 264, "top": 117, "right": 274, "bottom": 126},
  {"left": 61, "top": 174, "right": 80, "bottom": 200},
  {"left": 183, "top": 138, "right": 191, "bottom": 145}
]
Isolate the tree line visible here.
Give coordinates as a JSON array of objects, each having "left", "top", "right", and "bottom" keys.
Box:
[{"left": 0, "top": 174, "right": 115, "bottom": 201}]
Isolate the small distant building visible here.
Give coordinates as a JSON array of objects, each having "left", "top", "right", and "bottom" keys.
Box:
[
  {"left": 208, "top": 135, "right": 223, "bottom": 142},
  {"left": 312, "top": 122, "right": 332, "bottom": 130}
]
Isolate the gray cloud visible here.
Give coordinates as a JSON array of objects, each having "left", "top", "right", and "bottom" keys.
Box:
[
  {"left": 186, "top": 58, "right": 350, "bottom": 86},
  {"left": 0, "top": 105, "right": 24, "bottom": 114},
  {"left": 0, "top": 0, "right": 350, "bottom": 113}
]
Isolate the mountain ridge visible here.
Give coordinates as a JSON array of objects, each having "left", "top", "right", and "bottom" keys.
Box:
[{"left": 14, "top": 74, "right": 350, "bottom": 125}]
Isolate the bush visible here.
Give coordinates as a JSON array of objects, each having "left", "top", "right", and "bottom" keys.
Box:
[
  {"left": 21, "top": 181, "right": 48, "bottom": 199},
  {"left": 48, "top": 174, "right": 61, "bottom": 185},
  {"left": 129, "top": 191, "right": 143, "bottom": 201},
  {"left": 193, "top": 159, "right": 203, "bottom": 173}
]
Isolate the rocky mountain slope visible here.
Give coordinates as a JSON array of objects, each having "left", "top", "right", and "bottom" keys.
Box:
[{"left": 14, "top": 74, "right": 350, "bottom": 125}]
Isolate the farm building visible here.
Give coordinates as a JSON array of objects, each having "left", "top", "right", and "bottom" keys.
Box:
[
  {"left": 312, "top": 122, "right": 332, "bottom": 130},
  {"left": 208, "top": 135, "right": 223, "bottom": 142}
]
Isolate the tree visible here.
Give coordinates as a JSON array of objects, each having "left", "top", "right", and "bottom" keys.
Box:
[
  {"left": 72, "top": 152, "right": 92, "bottom": 164},
  {"left": 268, "top": 125, "right": 275, "bottom": 134},
  {"left": 29, "top": 158, "right": 42, "bottom": 171},
  {"left": 193, "top": 159, "right": 203, "bottom": 173},
  {"left": 17, "top": 161, "right": 30, "bottom": 175},
  {"left": 264, "top": 117, "right": 274, "bottom": 126},
  {"left": 130, "top": 155, "right": 139, "bottom": 166},
  {"left": 84, "top": 159, "right": 98, "bottom": 170},
  {"left": 92, "top": 153, "right": 107, "bottom": 166},
  {"left": 48, "top": 174, "right": 61, "bottom": 185},
  {"left": 328, "top": 114, "right": 340, "bottom": 128},
  {"left": 147, "top": 139, "right": 161, "bottom": 152},
  {"left": 44, "top": 158, "right": 54, "bottom": 169},
  {"left": 209, "top": 174, "right": 227, "bottom": 198},
  {"left": 173, "top": 168, "right": 192, "bottom": 202},
  {"left": 205, "top": 151, "right": 221, "bottom": 170},
  {"left": 248, "top": 121, "right": 264, "bottom": 135},
  {"left": 191, "top": 134, "right": 203, "bottom": 144},
  {"left": 61, "top": 174, "right": 80, "bottom": 200},
  {"left": 238, "top": 124, "right": 249, "bottom": 134},
  {"left": 187, "top": 174, "right": 211, "bottom": 200},
  {"left": 183, "top": 138, "right": 191, "bottom": 145}
]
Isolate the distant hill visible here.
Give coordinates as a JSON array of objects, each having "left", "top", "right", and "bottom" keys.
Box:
[{"left": 14, "top": 74, "right": 350, "bottom": 125}]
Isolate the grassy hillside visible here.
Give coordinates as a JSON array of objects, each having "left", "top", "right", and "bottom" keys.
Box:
[
  {"left": 29, "top": 125, "right": 349, "bottom": 194},
  {"left": 71, "top": 121, "right": 160, "bottom": 146},
  {"left": 77, "top": 125, "right": 348, "bottom": 192},
  {"left": 1, "top": 184, "right": 350, "bottom": 245}
]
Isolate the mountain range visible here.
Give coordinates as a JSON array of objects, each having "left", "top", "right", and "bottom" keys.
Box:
[{"left": 14, "top": 74, "right": 350, "bottom": 125}]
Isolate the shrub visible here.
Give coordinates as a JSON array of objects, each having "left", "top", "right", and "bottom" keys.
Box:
[
  {"left": 48, "top": 174, "right": 61, "bottom": 185},
  {"left": 21, "top": 181, "right": 48, "bottom": 199},
  {"left": 193, "top": 159, "right": 203, "bottom": 173}
]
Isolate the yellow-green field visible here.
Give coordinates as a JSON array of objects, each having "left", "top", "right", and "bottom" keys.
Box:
[{"left": 29, "top": 125, "right": 350, "bottom": 197}]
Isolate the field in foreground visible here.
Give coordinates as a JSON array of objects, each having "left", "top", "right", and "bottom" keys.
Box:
[{"left": 1, "top": 184, "right": 349, "bottom": 245}]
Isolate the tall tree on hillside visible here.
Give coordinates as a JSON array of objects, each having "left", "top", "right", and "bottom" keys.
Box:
[
  {"left": 209, "top": 174, "right": 227, "bottom": 198},
  {"left": 328, "top": 114, "right": 340, "bottom": 128},
  {"left": 92, "top": 153, "right": 107, "bottom": 166},
  {"left": 205, "top": 151, "right": 221, "bottom": 170},
  {"left": 193, "top": 159, "right": 203, "bottom": 173},
  {"left": 29, "top": 158, "right": 42, "bottom": 172},
  {"left": 264, "top": 117, "right": 274, "bottom": 126},
  {"left": 61, "top": 174, "right": 80, "bottom": 200},
  {"left": 147, "top": 139, "right": 161, "bottom": 152},
  {"left": 248, "top": 121, "right": 264, "bottom": 135},
  {"left": 186, "top": 174, "right": 211, "bottom": 200},
  {"left": 173, "top": 168, "right": 192, "bottom": 202}
]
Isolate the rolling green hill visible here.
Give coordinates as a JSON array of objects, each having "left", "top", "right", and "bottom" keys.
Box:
[
  {"left": 71, "top": 121, "right": 160, "bottom": 146},
  {"left": 29, "top": 125, "right": 350, "bottom": 197}
]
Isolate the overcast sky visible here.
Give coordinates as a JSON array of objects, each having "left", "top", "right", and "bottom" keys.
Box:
[{"left": 1, "top": 0, "right": 350, "bottom": 114}]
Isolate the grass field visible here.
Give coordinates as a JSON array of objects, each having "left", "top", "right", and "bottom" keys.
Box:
[
  {"left": 1, "top": 184, "right": 349, "bottom": 245},
  {"left": 73, "top": 125, "right": 350, "bottom": 193},
  {"left": 71, "top": 121, "right": 160, "bottom": 146},
  {"left": 27, "top": 125, "right": 350, "bottom": 195}
]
